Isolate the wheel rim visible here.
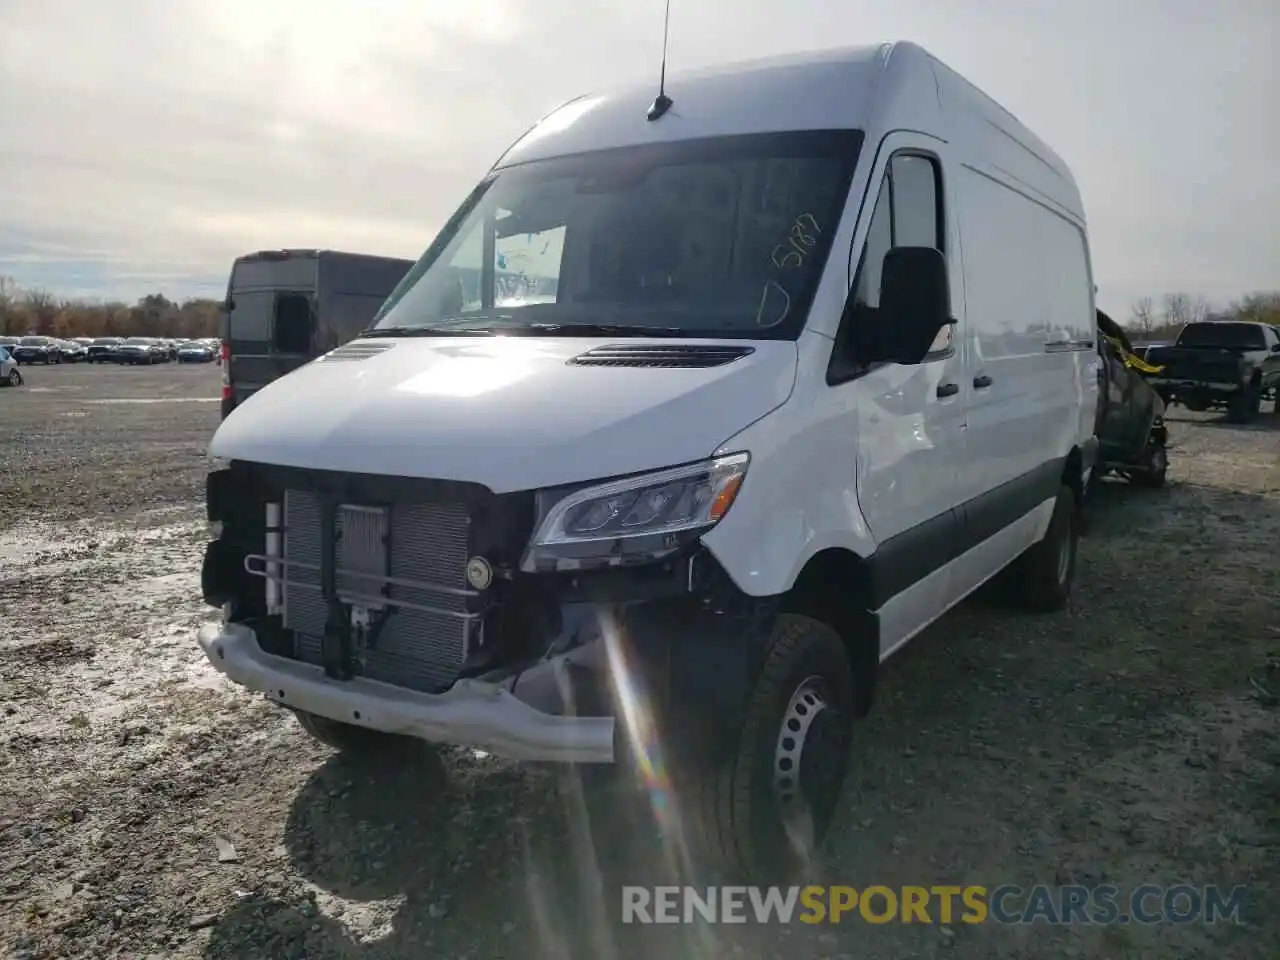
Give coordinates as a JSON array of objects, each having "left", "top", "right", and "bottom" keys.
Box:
[{"left": 773, "top": 676, "right": 846, "bottom": 838}]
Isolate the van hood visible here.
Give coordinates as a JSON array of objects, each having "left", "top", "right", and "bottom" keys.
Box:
[{"left": 210, "top": 336, "right": 796, "bottom": 492}]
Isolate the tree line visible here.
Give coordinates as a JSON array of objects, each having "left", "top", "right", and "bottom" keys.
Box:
[
  {"left": 0, "top": 277, "right": 221, "bottom": 341},
  {"left": 1124, "top": 291, "right": 1280, "bottom": 343},
  {"left": 2, "top": 273, "right": 1277, "bottom": 345}
]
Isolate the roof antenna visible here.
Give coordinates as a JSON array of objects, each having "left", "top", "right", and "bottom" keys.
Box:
[{"left": 646, "top": 0, "right": 674, "bottom": 121}]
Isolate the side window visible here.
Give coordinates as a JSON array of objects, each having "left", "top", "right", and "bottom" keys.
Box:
[
  {"left": 832, "top": 152, "right": 948, "bottom": 380},
  {"left": 890, "top": 155, "right": 941, "bottom": 248}
]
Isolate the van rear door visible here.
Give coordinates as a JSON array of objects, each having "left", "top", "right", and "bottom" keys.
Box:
[{"left": 223, "top": 253, "right": 320, "bottom": 417}]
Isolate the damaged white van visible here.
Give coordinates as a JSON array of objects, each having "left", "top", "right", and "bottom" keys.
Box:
[{"left": 198, "top": 40, "right": 1098, "bottom": 879}]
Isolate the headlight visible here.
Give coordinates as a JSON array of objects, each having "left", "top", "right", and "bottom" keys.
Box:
[{"left": 520, "top": 452, "right": 750, "bottom": 573}]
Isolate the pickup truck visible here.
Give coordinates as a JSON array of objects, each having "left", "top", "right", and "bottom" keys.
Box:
[{"left": 1144, "top": 321, "right": 1280, "bottom": 423}]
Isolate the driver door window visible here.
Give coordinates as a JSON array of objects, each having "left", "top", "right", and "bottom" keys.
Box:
[{"left": 830, "top": 152, "right": 948, "bottom": 381}]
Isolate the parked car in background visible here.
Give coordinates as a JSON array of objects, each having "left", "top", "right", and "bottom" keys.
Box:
[
  {"left": 13, "top": 336, "right": 61, "bottom": 364},
  {"left": 1132, "top": 341, "right": 1168, "bottom": 361},
  {"left": 56, "top": 339, "right": 88, "bottom": 362},
  {"left": 0, "top": 346, "right": 22, "bottom": 386},
  {"left": 117, "top": 337, "right": 167, "bottom": 364},
  {"left": 1145, "top": 321, "right": 1280, "bottom": 423},
  {"left": 0, "top": 338, "right": 20, "bottom": 359},
  {"left": 88, "top": 337, "right": 123, "bottom": 362},
  {"left": 178, "top": 339, "right": 216, "bottom": 363},
  {"left": 72, "top": 337, "right": 94, "bottom": 348}
]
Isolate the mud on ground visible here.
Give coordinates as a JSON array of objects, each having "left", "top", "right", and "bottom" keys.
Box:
[{"left": 1, "top": 363, "right": 1277, "bottom": 959}]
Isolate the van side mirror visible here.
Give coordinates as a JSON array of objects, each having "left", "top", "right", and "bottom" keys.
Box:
[{"left": 866, "top": 246, "right": 954, "bottom": 365}]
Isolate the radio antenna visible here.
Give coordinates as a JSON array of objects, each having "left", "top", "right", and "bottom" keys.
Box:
[{"left": 646, "top": 0, "right": 674, "bottom": 121}]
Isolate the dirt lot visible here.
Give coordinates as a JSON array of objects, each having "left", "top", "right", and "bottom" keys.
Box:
[{"left": 1, "top": 362, "right": 1277, "bottom": 960}]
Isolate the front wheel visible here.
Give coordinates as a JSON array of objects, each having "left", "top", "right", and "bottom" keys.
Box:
[
  {"left": 293, "top": 710, "right": 436, "bottom": 760},
  {"left": 686, "top": 614, "right": 854, "bottom": 882}
]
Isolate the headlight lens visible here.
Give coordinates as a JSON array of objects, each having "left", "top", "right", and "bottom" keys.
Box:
[{"left": 521, "top": 452, "right": 749, "bottom": 572}]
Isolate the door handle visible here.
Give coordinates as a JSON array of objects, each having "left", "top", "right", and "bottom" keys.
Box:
[
  {"left": 973, "top": 374, "right": 993, "bottom": 389},
  {"left": 936, "top": 382, "right": 959, "bottom": 398}
]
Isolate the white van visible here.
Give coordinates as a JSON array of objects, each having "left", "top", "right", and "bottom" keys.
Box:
[{"left": 198, "top": 41, "right": 1098, "bottom": 879}]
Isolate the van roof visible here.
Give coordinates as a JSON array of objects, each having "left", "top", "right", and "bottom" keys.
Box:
[
  {"left": 232, "top": 249, "right": 413, "bottom": 266},
  {"left": 496, "top": 40, "right": 1079, "bottom": 219}
]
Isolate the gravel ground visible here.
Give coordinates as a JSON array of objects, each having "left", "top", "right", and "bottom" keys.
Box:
[{"left": 1, "top": 362, "right": 1277, "bottom": 960}]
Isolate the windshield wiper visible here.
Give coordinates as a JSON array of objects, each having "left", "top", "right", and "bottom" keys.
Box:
[
  {"left": 522, "top": 323, "right": 692, "bottom": 337},
  {"left": 360, "top": 325, "right": 497, "bottom": 338}
]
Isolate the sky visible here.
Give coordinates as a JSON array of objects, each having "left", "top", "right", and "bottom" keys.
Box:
[{"left": 0, "top": 0, "right": 1275, "bottom": 319}]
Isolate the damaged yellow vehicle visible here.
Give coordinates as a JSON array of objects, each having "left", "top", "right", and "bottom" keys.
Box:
[{"left": 1089, "top": 309, "right": 1170, "bottom": 491}]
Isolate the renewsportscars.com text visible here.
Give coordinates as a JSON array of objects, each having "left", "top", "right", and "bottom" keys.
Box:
[{"left": 620, "top": 884, "right": 1249, "bottom": 926}]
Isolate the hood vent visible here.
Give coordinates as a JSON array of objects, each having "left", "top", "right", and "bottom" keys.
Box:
[
  {"left": 568, "top": 343, "right": 755, "bottom": 369},
  {"left": 318, "top": 341, "right": 395, "bottom": 363}
]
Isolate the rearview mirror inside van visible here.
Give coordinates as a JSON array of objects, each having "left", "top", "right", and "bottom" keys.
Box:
[{"left": 868, "top": 246, "right": 954, "bottom": 365}]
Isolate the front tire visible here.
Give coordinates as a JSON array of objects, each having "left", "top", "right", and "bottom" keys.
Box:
[
  {"left": 1008, "top": 484, "right": 1078, "bottom": 612},
  {"left": 294, "top": 710, "right": 430, "bottom": 758},
  {"left": 687, "top": 614, "right": 854, "bottom": 882}
]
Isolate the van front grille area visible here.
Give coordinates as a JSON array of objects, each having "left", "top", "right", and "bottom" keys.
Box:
[{"left": 280, "top": 489, "right": 474, "bottom": 693}]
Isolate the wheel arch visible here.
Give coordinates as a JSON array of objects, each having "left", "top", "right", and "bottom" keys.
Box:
[{"left": 779, "top": 547, "right": 879, "bottom": 718}]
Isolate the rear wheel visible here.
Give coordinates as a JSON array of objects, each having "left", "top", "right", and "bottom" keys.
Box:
[
  {"left": 6, "top": 369, "right": 21, "bottom": 386},
  {"left": 1008, "top": 484, "right": 1078, "bottom": 612},
  {"left": 1128, "top": 443, "right": 1168, "bottom": 489},
  {"left": 1227, "top": 382, "right": 1261, "bottom": 424},
  {"left": 686, "top": 614, "right": 854, "bottom": 882}
]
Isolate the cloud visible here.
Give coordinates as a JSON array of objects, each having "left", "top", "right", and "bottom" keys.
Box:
[{"left": 0, "top": 0, "right": 1276, "bottom": 315}]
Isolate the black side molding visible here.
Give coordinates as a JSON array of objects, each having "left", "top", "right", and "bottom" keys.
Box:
[{"left": 867, "top": 456, "right": 1066, "bottom": 610}]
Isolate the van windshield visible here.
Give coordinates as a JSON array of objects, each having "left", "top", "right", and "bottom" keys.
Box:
[{"left": 371, "top": 131, "right": 862, "bottom": 339}]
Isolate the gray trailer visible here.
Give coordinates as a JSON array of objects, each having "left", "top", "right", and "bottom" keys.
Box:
[{"left": 221, "top": 249, "right": 414, "bottom": 419}]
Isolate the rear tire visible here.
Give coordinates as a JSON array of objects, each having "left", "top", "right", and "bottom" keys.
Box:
[
  {"left": 6, "top": 369, "right": 20, "bottom": 386},
  {"left": 1227, "top": 382, "right": 1261, "bottom": 424},
  {"left": 686, "top": 614, "right": 854, "bottom": 883},
  {"left": 1008, "top": 484, "right": 1078, "bottom": 613},
  {"left": 1129, "top": 443, "right": 1168, "bottom": 489}
]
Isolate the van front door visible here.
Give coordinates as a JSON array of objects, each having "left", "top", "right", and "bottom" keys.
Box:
[{"left": 827, "top": 136, "right": 969, "bottom": 652}]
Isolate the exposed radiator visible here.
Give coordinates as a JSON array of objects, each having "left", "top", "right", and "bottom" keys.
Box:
[{"left": 280, "top": 489, "right": 473, "bottom": 693}]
